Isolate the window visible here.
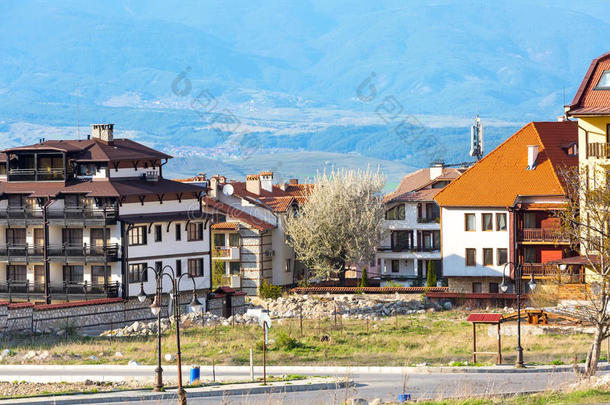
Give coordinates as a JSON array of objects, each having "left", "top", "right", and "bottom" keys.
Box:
[
  {"left": 385, "top": 205, "right": 405, "bottom": 220},
  {"left": 426, "top": 203, "right": 440, "bottom": 221},
  {"left": 188, "top": 258, "right": 204, "bottom": 277},
  {"left": 7, "top": 265, "right": 26, "bottom": 281},
  {"left": 391, "top": 230, "right": 413, "bottom": 252},
  {"left": 7, "top": 195, "right": 24, "bottom": 208},
  {"left": 175, "top": 224, "right": 181, "bottom": 241},
  {"left": 524, "top": 247, "right": 537, "bottom": 263},
  {"left": 90, "top": 228, "right": 110, "bottom": 246},
  {"left": 62, "top": 265, "right": 84, "bottom": 283},
  {"left": 417, "top": 260, "right": 424, "bottom": 278},
  {"left": 465, "top": 214, "right": 475, "bottom": 231},
  {"left": 595, "top": 70, "right": 610, "bottom": 89},
  {"left": 465, "top": 248, "right": 476, "bottom": 266},
  {"left": 285, "top": 258, "right": 292, "bottom": 273},
  {"left": 6, "top": 228, "right": 26, "bottom": 245},
  {"left": 187, "top": 223, "right": 204, "bottom": 241},
  {"left": 129, "top": 226, "right": 147, "bottom": 246},
  {"left": 154, "top": 225, "right": 162, "bottom": 242},
  {"left": 483, "top": 248, "right": 493, "bottom": 266},
  {"left": 524, "top": 213, "right": 536, "bottom": 229},
  {"left": 489, "top": 282, "right": 499, "bottom": 294},
  {"left": 91, "top": 265, "right": 109, "bottom": 285},
  {"left": 391, "top": 260, "right": 400, "bottom": 273},
  {"left": 229, "top": 233, "right": 240, "bottom": 247},
  {"left": 213, "top": 233, "right": 225, "bottom": 247},
  {"left": 129, "top": 263, "right": 147, "bottom": 283},
  {"left": 176, "top": 260, "right": 182, "bottom": 276},
  {"left": 472, "top": 282, "right": 482, "bottom": 293},
  {"left": 496, "top": 213, "right": 507, "bottom": 231},
  {"left": 230, "top": 261, "right": 240, "bottom": 275},
  {"left": 497, "top": 248, "right": 508, "bottom": 266},
  {"left": 482, "top": 213, "right": 493, "bottom": 231}
]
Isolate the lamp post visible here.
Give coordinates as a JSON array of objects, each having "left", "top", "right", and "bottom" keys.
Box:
[
  {"left": 499, "top": 261, "right": 537, "bottom": 368},
  {"left": 137, "top": 265, "right": 203, "bottom": 404}
]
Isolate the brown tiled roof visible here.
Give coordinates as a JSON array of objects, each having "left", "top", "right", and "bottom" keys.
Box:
[
  {"left": 3, "top": 138, "right": 171, "bottom": 162},
  {"left": 223, "top": 181, "right": 310, "bottom": 213},
  {"left": 384, "top": 167, "right": 463, "bottom": 203},
  {"left": 0, "top": 178, "right": 203, "bottom": 199},
  {"left": 434, "top": 121, "right": 577, "bottom": 207},
  {"left": 202, "top": 197, "right": 275, "bottom": 231},
  {"left": 567, "top": 51, "right": 610, "bottom": 116},
  {"left": 259, "top": 196, "right": 295, "bottom": 213}
]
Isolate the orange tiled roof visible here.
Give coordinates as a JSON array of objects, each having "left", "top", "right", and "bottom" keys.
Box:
[
  {"left": 567, "top": 51, "right": 610, "bottom": 116},
  {"left": 211, "top": 221, "right": 239, "bottom": 230},
  {"left": 434, "top": 121, "right": 578, "bottom": 207},
  {"left": 383, "top": 167, "right": 464, "bottom": 203},
  {"left": 202, "top": 197, "right": 275, "bottom": 231}
]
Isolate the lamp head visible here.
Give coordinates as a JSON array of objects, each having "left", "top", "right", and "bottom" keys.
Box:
[
  {"left": 137, "top": 283, "right": 147, "bottom": 303},
  {"left": 528, "top": 274, "right": 537, "bottom": 292},
  {"left": 559, "top": 264, "right": 567, "bottom": 271},
  {"left": 189, "top": 293, "right": 203, "bottom": 312},
  {"left": 499, "top": 279, "right": 509, "bottom": 293},
  {"left": 149, "top": 294, "right": 161, "bottom": 316}
]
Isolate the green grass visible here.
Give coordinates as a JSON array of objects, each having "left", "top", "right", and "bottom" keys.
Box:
[
  {"left": 415, "top": 389, "right": 610, "bottom": 404},
  {"left": 0, "top": 310, "right": 597, "bottom": 367}
]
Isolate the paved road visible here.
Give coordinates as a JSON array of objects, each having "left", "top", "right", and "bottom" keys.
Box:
[{"left": 0, "top": 365, "right": 598, "bottom": 404}]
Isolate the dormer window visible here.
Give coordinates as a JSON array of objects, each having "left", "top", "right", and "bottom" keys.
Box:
[{"left": 595, "top": 70, "right": 610, "bottom": 90}]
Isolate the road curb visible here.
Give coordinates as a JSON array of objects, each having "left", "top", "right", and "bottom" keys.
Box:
[{"left": 3, "top": 378, "right": 349, "bottom": 405}]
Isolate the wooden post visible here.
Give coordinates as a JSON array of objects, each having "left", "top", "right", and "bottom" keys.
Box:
[
  {"left": 249, "top": 348, "right": 254, "bottom": 382},
  {"left": 263, "top": 324, "right": 267, "bottom": 385},
  {"left": 299, "top": 305, "right": 303, "bottom": 337},
  {"left": 497, "top": 323, "right": 502, "bottom": 365},
  {"left": 472, "top": 323, "right": 477, "bottom": 364}
]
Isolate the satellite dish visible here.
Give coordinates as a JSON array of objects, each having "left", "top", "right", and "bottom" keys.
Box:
[{"left": 222, "top": 184, "right": 234, "bottom": 196}]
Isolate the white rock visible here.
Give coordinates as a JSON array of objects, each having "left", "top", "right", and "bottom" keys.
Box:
[
  {"left": 115, "top": 352, "right": 124, "bottom": 357},
  {"left": 128, "top": 360, "right": 141, "bottom": 366},
  {"left": 351, "top": 399, "right": 368, "bottom": 405},
  {"left": 164, "top": 353, "right": 176, "bottom": 362}
]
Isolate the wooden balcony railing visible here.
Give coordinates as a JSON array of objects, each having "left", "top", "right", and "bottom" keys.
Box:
[
  {"left": 587, "top": 142, "right": 610, "bottom": 159},
  {"left": 0, "top": 281, "right": 120, "bottom": 302},
  {"left": 519, "top": 228, "right": 568, "bottom": 243},
  {"left": 521, "top": 263, "right": 585, "bottom": 283}
]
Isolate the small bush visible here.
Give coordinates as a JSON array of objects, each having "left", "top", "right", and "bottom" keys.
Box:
[
  {"left": 426, "top": 261, "right": 437, "bottom": 287},
  {"left": 275, "top": 332, "right": 305, "bottom": 351},
  {"left": 259, "top": 280, "right": 282, "bottom": 300},
  {"left": 551, "top": 359, "right": 565, "bottom": 365},
  {"left": 360, "top": 268, "right": 368, "bottom": 287}
]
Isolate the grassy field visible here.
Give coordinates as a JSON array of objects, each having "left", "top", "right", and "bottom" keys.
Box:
[
  {"left": 416, "top": 389, "right": 610, "bottom": 405},
  {"left": 0, "top": 310, "right": 598, "bottom": 367}
]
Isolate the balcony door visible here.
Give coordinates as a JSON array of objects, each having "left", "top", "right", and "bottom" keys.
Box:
[
  {"left": 34, "top": 265, "right": 45, "bottom": 292},
  {"left": 33, "top": 228, "right": 44, "bottom": 255},
  {"left": 391, "top": 230, "right": 413, "bottom": 252},
  {"left": 6, "top": 228, "right": 26, "bottom": 256},
  {"left": 90, "top": 228, "right": 110, "bottom": 255},
  {"left": 62, "top": 228, "right": 83, "bottom": 256}
]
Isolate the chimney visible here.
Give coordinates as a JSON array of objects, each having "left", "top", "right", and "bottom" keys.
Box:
[
  {"left": 259, "top": 172, "right": 273, "bottom": 192},
  {"left": 289, "top": 178, "right": 299, "bottom": 185},
  {"left": 91, "top": 124, "right": 114, "bottom": 143},
  {"left": 527, "top": 145, "right": 539, "bottom": 170},
  {"left": 429, "top": 161, "right": 444, "bottom": 180},
  {"left": 246, "top": 174, "right": 260, "bottom": 195},
  {"left": 209, "top": 175, "right": 219, "bottom": 198}
]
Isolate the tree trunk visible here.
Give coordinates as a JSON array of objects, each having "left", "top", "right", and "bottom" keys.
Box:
[
  {"left": 584, "top": 326, "right": 604, "bottom": 377},
  {"left": 338, "top": 261, "right": 346, "bottom": 286}
]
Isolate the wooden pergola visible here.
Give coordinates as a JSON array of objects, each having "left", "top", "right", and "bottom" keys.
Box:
[{"left": 467, "top": 313, "right": 503, "bottom": 365}]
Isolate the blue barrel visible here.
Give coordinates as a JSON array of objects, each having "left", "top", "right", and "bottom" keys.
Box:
[
  {"left": 398, "top": 393, "right": 411, "bottom": 402},
  {"left": 189, "top": 366, "right": 200, "bottom": 384}
]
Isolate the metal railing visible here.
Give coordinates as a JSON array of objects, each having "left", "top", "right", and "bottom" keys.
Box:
[
  {"left": 519, "top": 228, "right": 568, "bottom": 243},
  {"left": 0, "top": 243, "right": 119, "bottom": 260},
  {"left": 377, "top": 245, "right": 441, "bottom": 253},
  {"left": 7, "top": 168, "right": 66, "bottom": 181},
  {"left": 587, "top": 142, "right": 610, "bottom": 159},
  {"left": 417, "top": 217, "right": 440, "bottom": 224},
  {"left": 0, "top": 206, "right": 118, "bottom": 221},
  {"left": 0, "top": 281, "right": 120, "bottom": 302}
]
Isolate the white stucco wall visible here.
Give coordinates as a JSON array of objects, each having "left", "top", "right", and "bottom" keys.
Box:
[{"left": 441, "top": 207, "right": 510, "bottom": 277}]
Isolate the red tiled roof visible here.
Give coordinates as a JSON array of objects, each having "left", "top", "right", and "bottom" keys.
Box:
[
  {"left": 34, "top": 297, "right": 124, "bottom": 311},
  {"left": 203, "top": 197, "right": 275, "bottom": 231},
  {"left": 467, "top": 313, "right": 503, "bottom": 323},
  {"left": 224, "top": 181, "right": 309, "bottom": 213},
  {"left": 434, "top": 121, "right": 577, "bottom": 207},
  {"left": 567, "top": 52, "right": 610, "bottom": 116}
]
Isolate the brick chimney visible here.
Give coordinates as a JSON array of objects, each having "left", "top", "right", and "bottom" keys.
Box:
[
  {"left": 91, "top": 124, "right": 114, "bottom": 143},
  {"left": 246, "top": 174, "right": 260, "bottom": 195},
  {"left": 260, "top": 172, "right": 273, "bottom": 192}
]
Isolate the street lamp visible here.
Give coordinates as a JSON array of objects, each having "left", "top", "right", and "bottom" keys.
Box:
[
  {"left": 138, "top": 265, "right": 203, "bottom": 403},
  {"left": 500, "top": 261, "right": 536, "bottom": 368}
]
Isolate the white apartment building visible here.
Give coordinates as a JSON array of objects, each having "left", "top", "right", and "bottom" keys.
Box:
[
  {"left": 0, "top": 124, "right": 211, "bottom": 303},
  {"left": 377, "top": 164, "right": 463, "bottom": 286}
]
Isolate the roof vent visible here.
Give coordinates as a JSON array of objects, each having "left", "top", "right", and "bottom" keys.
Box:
[
  {"left": 91, "top": 124, "right": 114, "bottom": 143},
  {"left": 527, "top": 145, "right": 539, "bottom": 170}
]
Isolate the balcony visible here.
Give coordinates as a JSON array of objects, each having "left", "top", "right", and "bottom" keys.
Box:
[
  {"left": 0, "top": 206, "right": 118, "bottom": 225},
  {"left": 519, "top": 228, "right": 569, "bottom": 243},
  {"left": 587, "top": 142, "right": 610, "bottom": 159},
  {"left": 521, "top": 263, "right": 584, "bottom": 283},
  {"left": 212, "top": 246, "right": 240, "bottom": 260},
  {"left": 417, "top": 217, "right": 440, "bottom": 224},
  {"left": 7, "top": 168, "right": 68, "bottom": 182},
  {"left": 0, "top": 243, "right": 119, "bottom": 262},
  {"left": 377, "top": 245, "right": 440, "bottom": 253},
  {"left": 0, "top": 281, "right": 120, "bottom": 302}
]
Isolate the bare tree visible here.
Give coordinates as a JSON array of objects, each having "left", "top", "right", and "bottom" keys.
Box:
[
  {"left": 557, "top": 165, "right": 610, "bottom": 377},
  {"left": 285, "top": 167, "right": 386, "bottom": 284}
]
